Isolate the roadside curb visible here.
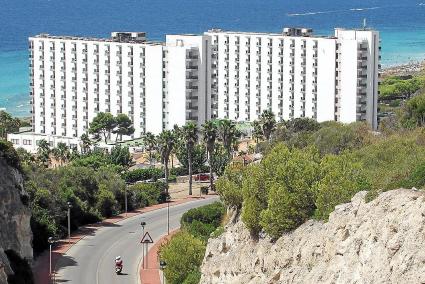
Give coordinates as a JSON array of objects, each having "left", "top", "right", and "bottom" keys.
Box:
[
  {"left": 33, "top": 194, "right": 216, "bottom": 284},
  {"left": 139, "top": 230, "right": 180, "bottom": 284}
]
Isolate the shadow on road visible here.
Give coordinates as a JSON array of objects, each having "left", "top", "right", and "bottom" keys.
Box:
[{"left": 55, "top": 254, "right": 78, "bottom": 272}]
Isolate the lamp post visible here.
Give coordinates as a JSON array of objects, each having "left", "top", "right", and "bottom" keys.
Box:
[
  {"left": 48, "top": 237, "right": 54, "bottom": 279},
  {"left": 67, "top": 202, "right": 72, "bottom": 245},
  {"left": 159, "top": 260, "right": 167, "bottom": 284},
  {"left": 125, "top": 183, "right": 128, "bottom": 217},
  {"left": 166, "top": 196, "right": 171, "bottom": 235},
  {"left": 141, "top": 221, "right": 146, "bottom": 268}
]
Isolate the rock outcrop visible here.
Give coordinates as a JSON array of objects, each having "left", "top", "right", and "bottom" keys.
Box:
[
  {"left": 0, "top": 158, "right": 33, "bottom": 283},
  {"left": 200, "top": 189, "right": 425, "bottom": 284}
]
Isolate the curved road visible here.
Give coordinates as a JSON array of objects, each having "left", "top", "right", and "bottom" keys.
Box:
[{"left": 55, "top": 197, "right": 219, "bottom": 284}]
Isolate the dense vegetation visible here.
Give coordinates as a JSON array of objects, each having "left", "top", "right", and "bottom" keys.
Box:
[
  {"left": 379, "top": 75, "right": 425, "bottom": 100},
  {"left": 159, "top": 202, "right": 225, "bottom": 284},
  {"left": 217, "top": 116, "right": 425, "bottom": 240},
  {"left": 19, "top": 147, "right": 169, "bottom": 255}
]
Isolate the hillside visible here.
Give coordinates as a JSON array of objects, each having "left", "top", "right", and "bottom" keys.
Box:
[{"left": 200, "top": 189, "right": 425, "bottom": 284}]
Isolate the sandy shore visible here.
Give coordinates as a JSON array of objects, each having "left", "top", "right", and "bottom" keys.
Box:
[{"left": 382, "top": 60, "right": 425, "bottom": 77}]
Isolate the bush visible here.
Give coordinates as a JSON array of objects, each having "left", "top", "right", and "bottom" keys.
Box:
[
  {"left": 123, "top": 168, "right": 164, "bottom": 183},
  {"left": 215, "top": 164, "right": 245, "bottom": 209},
  {"left": 96, "top": 185, "right": 118, "bottom": 217},
  {"left": 314, "top": 155, "right": 371, "bottom": 220},
  {"left": 168, "top": 174, "right": 177, "bottom": 183},
  {"left": 159, "top": 231, "right": 206, "bottom": 284},
  {"left": 259, "top": 144, "right": 320, "bottom": 239},
  {"left": 183, "top": 220, "right": 216, "bottom": 241},
  {"left": 241, "top": 164, "right": 267, "bottom": 236},
  {"left": 129, "top": 182, "right": 163, "bottom": 208},
  {"left": 170, "top": 167, "right": 188, "bottom": 176},
  {"left": 182, "top": 269, "right": 202, "bottom": 284},
  {"left": 0, "top": 140, "right": 21, "bottom": 171},
  {"left": 181, "top": 202, "right": 225, "bottom": 229}
]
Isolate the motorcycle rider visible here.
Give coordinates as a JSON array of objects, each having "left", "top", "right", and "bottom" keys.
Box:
[{"left": 115, "top": 256, "right": 123, "bottom": 271}]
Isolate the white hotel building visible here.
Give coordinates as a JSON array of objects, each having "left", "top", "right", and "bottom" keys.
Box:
[{"left": 8, "top": 28, "right": 380, "bottom": 152}]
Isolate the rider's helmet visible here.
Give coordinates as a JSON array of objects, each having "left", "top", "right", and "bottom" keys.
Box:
[{"left": 116, "top": 256, "right": 121, "bottom": 261}]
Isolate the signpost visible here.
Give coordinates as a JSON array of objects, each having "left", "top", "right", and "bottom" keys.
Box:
[{"left": 141, "top": 231, "right": 154, "bottom": 269}]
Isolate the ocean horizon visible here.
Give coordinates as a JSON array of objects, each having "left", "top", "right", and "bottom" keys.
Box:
[{"left": 1, "top": 0, "right": 425, "bottom": 117}]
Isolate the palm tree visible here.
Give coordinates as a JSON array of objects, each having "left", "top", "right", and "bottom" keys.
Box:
[
  {"left": 252, "top": 120, "right": 264, "bottom": 143},
  {"left": 142, "top": 132, "right": 157, "bottom": 166},
  {"left": 202, "top": 121, "right": 218, "bottom": 192},
  {"left": 260, "top": 110, "right": 276, "bottom": 141},
  {"left": 181, "top": 122, "right": 198, "bottom": 195},
  {"left": 80, "top": 133, "right": 92, "bottom": 154},
  {"left": 52, "top": 142, "right": 70, "bottom": 166},
  {"left": 157, "top": 130, "right": 176, "bottom": 194},
  {"left": 37, "top": 139, "right": 50, "bottom": 167},
  {"left": 218, "top": 119, "right": 238, "bottom": 158}
]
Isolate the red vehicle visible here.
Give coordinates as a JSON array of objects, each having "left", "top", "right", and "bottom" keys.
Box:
[{"left": 194, "top": 173, "right": 211, "bottom": 182}]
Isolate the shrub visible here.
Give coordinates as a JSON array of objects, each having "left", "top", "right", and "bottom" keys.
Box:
[
  {"left": 170, "top": 167, "right": 188, "bottom": 176},
  {"left": 241, "top": 164, "right": 267, "bottom": 236},
  {"left": 123, "top": 168, "right": 164, "bottom": 183},
  {"left": 159, "top": 231, "right": 206, "bottom": 284},
  {"left": 95, "top": 185, "right": 118, "bottom": 217},
  {"left": 0, "top": 140, "right": 21, "bottom": 171},
  {"left": 129, "top": 183, "right": 160, "bottom": 208},
  {"left": 182, "top": 269, "right": 202, "bottom": 284},
  {"left": 314, "top": 154, "right": 371, "bottom": 220},
  {"left": 181, "top": 202, "right": 225, "bottom": 229},
  {"left": 215, "top": 164, "right": 245, "bottom": 209},
  {"left": 259, "top": 144, "right": 320, "bottom": 239},
  {"left": 183, "top": 220, "right": 216, "bottom": 241},
  {"left": 168, "top": 174, "right": 177, "bottom": 183}
]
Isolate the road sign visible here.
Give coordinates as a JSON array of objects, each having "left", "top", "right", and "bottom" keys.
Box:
[{"left": 141, "top": 231, "right": 153, "bottom": 244}]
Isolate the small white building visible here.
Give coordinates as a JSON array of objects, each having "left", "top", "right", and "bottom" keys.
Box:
[{"left": 9, "top": 27, "right": 380, "bottom": 152}]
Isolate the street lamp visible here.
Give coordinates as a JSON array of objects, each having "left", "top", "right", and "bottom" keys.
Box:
[
  {"left": 166, "top": 196, "right": 171, "bottom": 235},
  {"left": 141, "top": 220, "right": 146, "bottom": 268},
  {"left": 159, "top": 260, "right": 167, "bottom": 284},
  {"left": 125, "top": 183, "right": 128, "bottom": 217},
  {"left": 67, "top": 202, "right": 72, "bottom": 245},
  {"left": 48, "top": 237, "right": 54, "bottom": 278}
]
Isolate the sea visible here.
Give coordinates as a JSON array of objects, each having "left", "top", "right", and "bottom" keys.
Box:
[{"left": 1, "top": 0, "right": 425, "bottom": 117}]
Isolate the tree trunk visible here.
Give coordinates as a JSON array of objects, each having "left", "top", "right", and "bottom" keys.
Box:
[
  {"left": 103, "top": 132, "right": 107, "bottom": 144},
  {"left": 209, "top": 149, "right": 213, "bottom": 194},
  {"left": 164, "top": 157, "right": 169, "bottom": 195},
  {"left": 188, "top": 148, "right": 193, "bottom": 196}
]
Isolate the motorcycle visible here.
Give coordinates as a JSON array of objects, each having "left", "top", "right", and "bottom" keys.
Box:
[{"left": 115, "top": 263, "right": 123, "bottom": 274}]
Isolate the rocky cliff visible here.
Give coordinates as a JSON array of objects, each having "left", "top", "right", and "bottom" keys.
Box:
[
  {"left": 0, "top": 158, "right": 33, "bottom": 283},
  {"left": 200, "top": 189, "right": 425, "bottom": 284}
]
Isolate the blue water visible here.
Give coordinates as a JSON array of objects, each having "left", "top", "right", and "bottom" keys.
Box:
[{"left": 1, "top": 0, "right": 425, "bottom": 116}]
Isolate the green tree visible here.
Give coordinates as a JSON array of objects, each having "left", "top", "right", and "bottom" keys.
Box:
[
  {"left": 315, "top": 154, "right": 371, "bottom": 220},
  {"left": 113, "top": 113, "right": 135, "bottom": 141},
  {"left": 158, "top": 130, "right": 176, "bottom": 192},
  {"left": 109, "top": 145, "right": 131, "bottom": 168},
  {"left": 259, "top": 110, "right": 276, "bottom": 141},
  {"left": 401, "top": 93, "right": 425, "bottom": 127},
  {"left": 159, "top": 231, "right": 206, "bottom": 284},
  {"left": 181, "top": 122, "right": 198, "bottom": 195},
  {"left": 218, "top": 119, "right": 238, "bottom": 157},
  {"left": 210, "top": 144, "right": 230, "bottom": 176},
  {"left": 89, "top": 112, "right": 117, "bottom": 143},
  {"left": 252, "top": 120, "right": 264, "bottom": 144},
  {"left": 241, "top": 164, "right": 267, "bottom": 236},
  {"left": 142, "top": 132, "right": 157, "bottom": 166},
  {"left": 52, "top": 142, "right": 70, "bottom": 166},
  {"left": 36, "top": 139, "right": 50, "bottom": 167},
  {"left": 0, "top": 110, "right": 21, "bottom": 139},
  {"left": 202, "top": 121, "right": 218, "bottom": 191},
  {"left": 259, "top": 144, "right": 320, "bottom": 239},
  {"left": 80, "top": 133, "right": 92, "bottom": 154},
  {"left": 215, "top": 163, "right": 245, "bottom": 209}
]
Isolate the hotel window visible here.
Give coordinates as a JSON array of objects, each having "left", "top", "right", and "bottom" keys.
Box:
[
  {"left": 11, "top": 139, "right": 20, "bottom": 145},
  {"left": 23, "top": 139, "right": 32, "bottom": 145}
]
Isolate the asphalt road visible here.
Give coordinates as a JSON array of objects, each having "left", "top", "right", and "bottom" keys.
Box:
[{"left": 55, "top": 197, "right": 219, "bottom": 284}]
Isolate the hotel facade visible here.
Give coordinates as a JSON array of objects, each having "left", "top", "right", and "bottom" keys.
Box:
[{"left": 8, "top": 28, "right": 380, "bottom": 152}]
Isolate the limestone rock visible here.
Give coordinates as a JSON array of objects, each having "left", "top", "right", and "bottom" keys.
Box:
[
  {"left": 0, "top": 158, "right": 33, "bottom": 283},
  {"left": 200, "top": 189, "right": 425, "bottom": 284}
]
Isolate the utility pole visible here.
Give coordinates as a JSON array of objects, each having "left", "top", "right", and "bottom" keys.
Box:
[{"left": 48, "top": 237, "right": 54, "bottom": 280}]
